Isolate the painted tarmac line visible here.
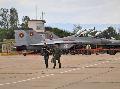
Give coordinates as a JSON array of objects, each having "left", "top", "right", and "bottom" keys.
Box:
[
  {"left": 85, "top": 66, "right": 89, "bottom": 67},
  {"left": 5, "top": 83, "right": 11, "bottom": 85},
  {"left": 50, "top": 74, "right": 54, "bottom": 76},
  {"left": 46, "top": 75, "right": 50, "bottom": 76},
  {"left": 12, "top": 82, "right": 17, "bottom": 84},
  {"left": 0, "top": 84, "right": 4, "bottom": 86},
  {"left": 41, "top": 76, "right": 45, "bottom": 78},
  {"left": 31, "top": 78, "right": 36, "bottom": 80},
  {"left": 94, "top": 64, "right": 98, "bottom": 65},
  {"left": 0, "top": 59, "right": 115, "bottom": 87},
  {"left": 65, "top": 71, "right": 68, "bottom": 73},
  {"left": 89, "top": 65, "right": 94, "bottom": 66},
  {"left": 0, "top": 74, "right": 55, "bottom": 86},
  {"left": 27, "top": 78, "right": 31, "bottom": 80},
  {"left": 17, "top": 81, "right": 22, "bottom": 83},
  {"left": 21, "top": 80, "right": 27, "bottom": 82},
  {"left": 60, "top": 72, "right": 64, "bottom": 74},
  {"left": 68, "top": 70, "right": 72, "bottom": 72},
  {"left": 37, "top": 77, "right": 40, "bottom": 79},
  {"left": 72, "top": 69, "right": 76, "bottom": 71}
]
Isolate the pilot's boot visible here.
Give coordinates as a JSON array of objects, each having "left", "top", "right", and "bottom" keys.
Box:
[
  {"left": 53, "top": 66, "right": 55, "bottom": 69},
  {"left": 46, "top": 64, "right": 48, "bottom": 68},
  {"left": 53, "top": 59, "right": 56, "bottom": 69},
  {"left": 59, "top": 63, "right": 61, "bottom": 68},
  {"left": 53, "top": 63, "right": 56, "bottom": 69}
]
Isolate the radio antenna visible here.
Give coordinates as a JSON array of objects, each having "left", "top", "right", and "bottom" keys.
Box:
[
  {"left": 42, "top": 12, "right": 45, "bottom": 20},
  {"left": 35, "top": 5, "right": 37, "bottom": 20}
]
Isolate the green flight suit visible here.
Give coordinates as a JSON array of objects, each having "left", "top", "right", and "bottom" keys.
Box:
[
  {"left": 42, "top": 45, "right": 49, "bottom": 68},
  {"left": 52, "top": 47, "right": 61, "bottom": 68}
]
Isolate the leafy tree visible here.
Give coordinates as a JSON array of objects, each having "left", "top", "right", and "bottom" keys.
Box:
[
  {"left": 0, "top": 28, "right": 14, "bottom": 41},
  {"left": 6, "top": 29, "right": 15, "bottom": 39},
  {"left": 21, "top": 16, "right": 30, "bottom": 29},
  {"left": 98, "top": 26, "right": 118, "bottom": 39},
  {"left": 86, "top": 30, "right": 98, "bottom": 37},
  {"left": 72, "top": 24, "right": 82, "bottom": 34},
  {"left": 0, "top": 8, "right": 19, "bottom": 30},
  {"left": 45, "top": 27, "right": 71, "bottom": 37},
  {"left": 0, "top": 8, "right": 9, "bottom": 29},
  {"left": 9, "top": 8, "right": 19, "bottom": 30},
  {"left": 0, "top": 28, "right": 7, "bottom": 41}
]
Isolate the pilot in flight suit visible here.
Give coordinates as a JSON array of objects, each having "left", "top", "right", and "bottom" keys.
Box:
[
  {"left": 52, "top": 44, "right": 61, "bottom": 69},
  {"left": 42, "top": 43, "right": 49, "bottom": 68}
]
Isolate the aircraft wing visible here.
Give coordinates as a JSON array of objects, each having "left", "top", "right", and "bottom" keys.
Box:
[{"left": 30, "top": 40, "right": 78, "bottom": 46}]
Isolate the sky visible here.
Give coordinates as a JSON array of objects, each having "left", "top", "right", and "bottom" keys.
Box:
[{"left": 0, "top": 0, "right": 120, "bottom": 32}]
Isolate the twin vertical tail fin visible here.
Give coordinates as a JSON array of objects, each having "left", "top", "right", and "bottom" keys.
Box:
[
  {"left": 15, "top": 30, "right": 45, "bottom": 47},
  {"left": 15, "top": 29, "right": 60, "bottom": 51}
]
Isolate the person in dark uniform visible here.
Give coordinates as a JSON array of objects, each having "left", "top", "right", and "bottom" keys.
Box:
[
  {"left": 42, "top": 43, "right": 49, "bottom": 68},
  {"left": 52, "top": 44, "right": 61, "bottom": 69}
]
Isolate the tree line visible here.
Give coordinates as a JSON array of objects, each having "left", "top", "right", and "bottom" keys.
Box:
[
  {"left": 73, "top": 25, "right": 120, "bottom": 40},
  {"left": 0, "top": 7, "right": 30, "bottom": 41},
  {"left": 0, "top": 7, "right": 120, "bottom": 41},
  {"left": 45, "top": 27, "right": 72, "bottom": 37},
  {"left": 0, "top": 8, "right": 30, "bottom": 29},
  {"left": 0, "top": 7, "right": 71, "bottom": 41}
]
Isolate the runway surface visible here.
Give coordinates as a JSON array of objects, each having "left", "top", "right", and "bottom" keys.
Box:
[{"left": 0, "top": 54, "right": 120, "bottom": 89}]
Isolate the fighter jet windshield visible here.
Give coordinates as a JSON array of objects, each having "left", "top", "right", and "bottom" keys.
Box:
[
  {"left": 79, "top": 34, "right": 84, "bottom": 37},
  {"left": 93, "top": 36, "right": 101, "bottom": 39},
  {"left": 74, "top": 34, "right": 84, "bottom": 37}
]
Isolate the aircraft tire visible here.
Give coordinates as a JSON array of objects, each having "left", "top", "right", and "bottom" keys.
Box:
[
  {"left": 108, "top": 50, "right": 116, "bottom": 55},
  {"left": 23, "top": 53, "right": 26, "bottom": 56}
]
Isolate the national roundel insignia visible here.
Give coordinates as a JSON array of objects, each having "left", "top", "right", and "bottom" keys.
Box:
[
  {"left": 30, "top": 32, "right": 34, "bottom": 36},
  {"left": 49, "top": 34, "right": 53, "bottom": 40},
  {"left": 19, "top": 32, "right": 24, "bottom": 38}
]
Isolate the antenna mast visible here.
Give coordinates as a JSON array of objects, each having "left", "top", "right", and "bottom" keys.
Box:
[
  {"left": 35, "top": 5, "right": 37, "bottom": 20},
  {"left": 42, "top": 12, "right": 45, "bottom": 20}
]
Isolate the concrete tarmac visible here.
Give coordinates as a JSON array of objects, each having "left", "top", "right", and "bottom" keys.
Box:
[{"left": 0, "top": 54, "right": 120, "bottom": 89}]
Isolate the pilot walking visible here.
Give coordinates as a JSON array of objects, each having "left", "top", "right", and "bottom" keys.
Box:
[
  {"left": 52, "top": 44, "right": 61, "bottom": 69},
  {"left": 42, "top": 43, "right": 49, "bottom": 68}
]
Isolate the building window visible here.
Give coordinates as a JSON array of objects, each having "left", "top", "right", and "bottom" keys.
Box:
[
  {"left": 36, "top": 26, "right": 40, "bottom": 30},
  {"left": 36, "top": 23, "right": 43, "bottom": 30}
]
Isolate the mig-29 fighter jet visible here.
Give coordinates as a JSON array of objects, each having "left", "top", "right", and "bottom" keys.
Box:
[{"left": 15, "top": 28, "right": 120, "bottom": 55}]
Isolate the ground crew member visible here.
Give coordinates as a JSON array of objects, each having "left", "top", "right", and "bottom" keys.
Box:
[
  {"left": 42, "top": 43, "right": 49, "bottom": 68},
  {"left": 52, "top": 44, "right": 61, "bottom": 69}
]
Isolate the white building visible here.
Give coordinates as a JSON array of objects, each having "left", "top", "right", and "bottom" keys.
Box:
[{"left": 28, "top": 20, "right": 46, "bottom": 32}]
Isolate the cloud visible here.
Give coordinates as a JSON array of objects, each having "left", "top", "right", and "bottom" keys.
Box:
[{"left": 0, "top": 0, "right": 120, "bottom": 24}]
